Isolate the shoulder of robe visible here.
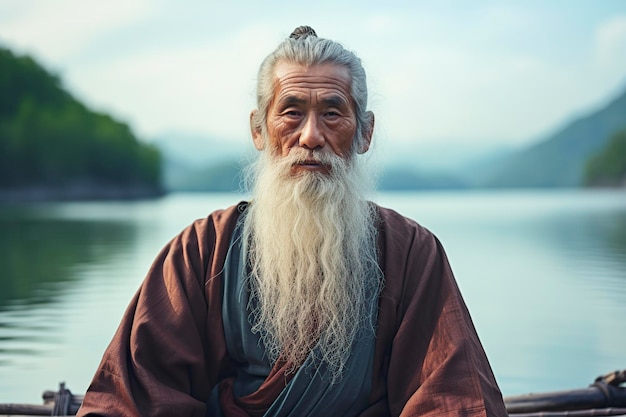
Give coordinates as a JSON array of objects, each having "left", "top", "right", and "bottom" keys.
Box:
[
  {"left": 373, "top": 203, "right": 439, "bottom": 252},
  {"left": 184, "top": 201, "right": 248, "bottom": 241},
  {"left": 157, "top": 202, "right": 248, "bottom": 291},
  {"left": 373, "top": 203, "right": 449, "bottom": 310},
  {"left": 161, "top": 201, "right": 247, "bottom": 271}
]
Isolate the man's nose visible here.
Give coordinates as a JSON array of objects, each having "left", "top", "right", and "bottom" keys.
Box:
[{"left": 298, "top": 114, "right": 325, "bottom": 149}]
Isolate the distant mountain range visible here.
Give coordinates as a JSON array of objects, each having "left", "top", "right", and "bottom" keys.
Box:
[
  {"left": 5, "top": 41, "right": 621, "bottom": 196},
  {"left": 150, "top": 132, "right": 250, "bottom": 191},
  {"left": 153, "top": 83, "right": 626, "bottom": 192},
  {"left": 469, "top": 86, "right": 626, "bottom": 188}
]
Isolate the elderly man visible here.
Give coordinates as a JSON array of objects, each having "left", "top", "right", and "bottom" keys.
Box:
[{"left": 78, "top": 26, "right": 507, "bottom": 417}]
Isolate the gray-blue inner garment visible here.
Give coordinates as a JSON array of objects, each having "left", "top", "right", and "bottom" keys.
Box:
[{"left": 214, "top": 214, "right": 378, "bottom": 417}]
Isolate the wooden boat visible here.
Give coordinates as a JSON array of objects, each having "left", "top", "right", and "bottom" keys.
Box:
[
  {"left": 0, "top": 383, "right": 82, "bottom": 416},
  {"left": 1, "top": 370, "right": 624, "bottom": 416},
  {"left": 504, "top": 370, "right": 626, "bottom": 416}
]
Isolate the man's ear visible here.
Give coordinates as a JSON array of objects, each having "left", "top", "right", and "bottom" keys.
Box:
[
  {"left": 250, "top": 110, "right": 264, "bottom": 150},
  {"left": 357, "top": 111, "right": 375, "bottom": 154}
]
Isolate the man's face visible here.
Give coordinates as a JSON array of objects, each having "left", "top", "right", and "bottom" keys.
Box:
[{"left": 252, "top": 62, "right": 367, "bottom": 176}]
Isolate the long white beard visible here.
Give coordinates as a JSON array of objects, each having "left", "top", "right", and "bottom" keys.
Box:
[{"left": 243, "top": 147, "right": 382, "bottom": 381}]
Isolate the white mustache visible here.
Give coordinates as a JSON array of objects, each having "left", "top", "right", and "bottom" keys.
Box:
[{"left": 284, "top": 149, "right": 343, "bottom": 166}]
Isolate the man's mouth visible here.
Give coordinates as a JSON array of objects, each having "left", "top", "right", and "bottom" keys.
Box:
[
  {"left": 298, "top": 159, "right": 322, "bottom": 166},
  {"left": 291, "top": 158, "right": 330, "bottom": 174}
]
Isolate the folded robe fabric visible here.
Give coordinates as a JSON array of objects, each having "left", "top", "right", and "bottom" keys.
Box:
[
  {"left": 207, "top": 211, "right": 378, "bottom": 416},
  {"left": 78, "top": 202, "right": 508, "bottom": 417}
]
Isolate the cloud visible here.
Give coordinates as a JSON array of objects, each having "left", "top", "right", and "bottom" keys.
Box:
[
  {"left": 362, "top": 9, "right": 586, "bottom": 144},
  {"left": 64, "top": 23, "right": 279, "bottom": 141},
  {"left": 371, "top": 44, "right": 571, "bottom": 143},
  {"left": 595, "top": 15, "right": 626, "bottom": 69},
  {"left": 2, "top": 1, "right": 624, "bottom": 148},
  {"left": 0, "top": 0, "right": 155, "bottom": 62}
]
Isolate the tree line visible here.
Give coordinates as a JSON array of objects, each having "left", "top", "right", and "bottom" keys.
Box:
[
  {"left": 584, "top": 129, "right": 626, "bottom": 187},
  {"left": 0, "top": 46, "right": 161, "bottom": 194}
]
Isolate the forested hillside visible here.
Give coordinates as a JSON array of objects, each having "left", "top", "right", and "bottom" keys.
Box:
[
  {"left": 0, "top": 46, "right": 163, "bottom": 200},
  {"left": 472, "top": 87, "right": 626, "bottom": 188},
  {"left": 584, "top": 129, "right": 626, "bottom": 187}
]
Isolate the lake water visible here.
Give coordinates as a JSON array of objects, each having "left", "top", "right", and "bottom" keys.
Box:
[{"left": 0, "top": 190, "right": 625, "bottom": 404}]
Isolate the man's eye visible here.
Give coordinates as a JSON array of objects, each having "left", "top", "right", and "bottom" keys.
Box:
[{"left": 285, "top": 110, "right": 301, "bottom": 117}]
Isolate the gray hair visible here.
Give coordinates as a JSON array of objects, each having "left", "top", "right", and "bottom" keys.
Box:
[{"left": 252, "top": 26, "right": 372, "bottom": 152}]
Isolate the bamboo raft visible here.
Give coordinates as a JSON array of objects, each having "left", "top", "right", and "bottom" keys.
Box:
[
  {"left": 0, "top": 383, "right": 82, "bottom": 416},
  {"left": 1, "top": 371, "right": 624, "bottom": 416}
]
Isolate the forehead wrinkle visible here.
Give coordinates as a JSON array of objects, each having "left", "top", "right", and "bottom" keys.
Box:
[
  {"left": 276, "top": 91, "right": 350, "bottom": 108},
  {"left": 277, "top": 75, "right": 351, "bottom": 92},
  {"left": 270, "top": 62, "right": 354, "bottom": 111},
  {"left": 318, "top": 94, "right": 349, "bottom": 108},
  {"left": 274, "top": 67, "right": 352, "bottom": 90},
  {"left": 274, "top": 88, "right": 351, "bottom": 110}
]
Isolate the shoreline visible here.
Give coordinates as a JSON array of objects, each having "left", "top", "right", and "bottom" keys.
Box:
[{"left": 0, "top": 184, "right": 166, "bottom": 203}]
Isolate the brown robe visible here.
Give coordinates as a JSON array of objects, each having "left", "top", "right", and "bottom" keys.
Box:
[{"left": 77, "top": 202, "right": 507, "bottom": 417}]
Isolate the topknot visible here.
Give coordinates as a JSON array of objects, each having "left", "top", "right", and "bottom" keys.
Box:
[{"left": 289, "top": 25, "right": 317, "bottom": 40}]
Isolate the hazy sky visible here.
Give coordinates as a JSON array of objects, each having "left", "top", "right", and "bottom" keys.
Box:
[{"left": 1, "top": 1, "right": 625, "bottom": 150}]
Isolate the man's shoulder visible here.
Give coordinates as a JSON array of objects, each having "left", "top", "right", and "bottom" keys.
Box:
[
  {"left": 374, "top": 204, "right": 415, "bottom": 224},
  {"left": 205, "top": 201, "right": 248, "bottom": 226},
  {"left": 185, "top": 201, "right": 248, "bottom": 239},
  {"left": 374, "top": 203, "right": 432, "bottom": 236},
  {"left": 372, "top": 202, "right": 441, "bottom": 256}
]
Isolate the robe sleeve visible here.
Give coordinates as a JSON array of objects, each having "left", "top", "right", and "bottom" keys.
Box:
[
  {"left": 77, "top": 207, "right": 240, "bottom": 417},
  {"left": 371, "top": 208, "right": 507, "bottom": 417}
]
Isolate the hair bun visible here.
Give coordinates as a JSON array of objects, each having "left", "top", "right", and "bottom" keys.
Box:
[{"left": 289, "top": 26, "right": 317, "bottom": 40}]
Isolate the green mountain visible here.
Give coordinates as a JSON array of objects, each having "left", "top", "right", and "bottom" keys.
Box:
[
  {"left": 0, "top": 46, "right": 163, "bottom": 200},
  {"left": 474, "top": 86, "right": 626, "bottom": 188},
  {"left": 152, "top": 78, "right": 626, "bottom": 192},
  {"left": 584, "top": 129, "right": 626, "bottom": 187}
]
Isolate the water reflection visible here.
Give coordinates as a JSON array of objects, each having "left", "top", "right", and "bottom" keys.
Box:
[
  {"left": 475, "top": 197, "right": 626, "bottom": 395},
  {"left": 379, "top": 190, "right": 626, "bottom": 395},
  {"left": 538, "top": 208, "right": 626, "bottom": 291},
  {"left": 0, "top": 214, "right": 136, "bottom": 309},
  {"left": 0, "top": 191, "right": 625, "bottom": 402},
  {"left": 0, "top": 208, "right": 137, "bottom": 370}
]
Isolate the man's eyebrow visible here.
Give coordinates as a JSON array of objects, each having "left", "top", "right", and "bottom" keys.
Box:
[
  {"left": 320, "top": 95, "right": 349, "bottom": 108},
  {"left": 276, "top": 95, "right": 307, "bottom": 107}
]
